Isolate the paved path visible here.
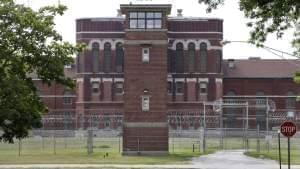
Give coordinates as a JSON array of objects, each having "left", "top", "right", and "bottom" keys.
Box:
[
  {"left": 0, "top": 150, "right": 299, "bottom": 169},
  {"left": 191, "top": 150, "right": 291, "bottom": 169}
]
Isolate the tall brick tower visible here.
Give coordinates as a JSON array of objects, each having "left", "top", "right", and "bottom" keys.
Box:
[{"left": 120, "top": 4, "right": 171, "bottom": 155}]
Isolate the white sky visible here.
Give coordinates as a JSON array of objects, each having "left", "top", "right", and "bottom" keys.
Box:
[{"left": 17, "top": 0, "right": 296, "bottom": 59}]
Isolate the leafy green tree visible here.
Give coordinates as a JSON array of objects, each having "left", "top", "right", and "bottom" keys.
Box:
[
  {"left": 198, "top": 0, "right": 299, "bottom": 56},
  {"left": 0, "top": 0, "right": 83, "bottom": 143}
]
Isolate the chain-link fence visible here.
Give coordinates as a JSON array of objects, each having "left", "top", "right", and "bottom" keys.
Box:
[{"left": 1, "top": 97, "right": 300, "bottom": 157}]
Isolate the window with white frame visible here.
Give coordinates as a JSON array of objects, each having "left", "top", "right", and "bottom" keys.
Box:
[
  {"left": 92, "top": 82, "right": 100, "bottom": 94},
  {"left": 115, "top": 82, "right": 124, "bottom": 94},
  {"left": 176, "top": 82, "right": 184, "bottom": 94},
  {"left": 199, "top": 82, "right": 207, "bottom": 94},
  {"left": 142, "top": 96, "right": 150, "bottom": 111},
  {"left": 142, "top": 48, "right": 150, "bottom": 63}
]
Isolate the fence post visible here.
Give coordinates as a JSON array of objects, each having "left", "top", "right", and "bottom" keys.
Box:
[
  {"left": 172, "top": 137, "right": 175, "bottom": 153},
  {"left": 137, "top": 138, "right": 140, "bottom": 155},
  {"left": 193, "top": 143, "right": 195, "bottom": 152},
  {"left": 219, "top": 107, "right": 224, "bottom": 149},
  {"left": 203, "top": 102, "right": 206, "bottom": 153},
  {"left": 119, "top": 135, "right": 121, "bottom": 153},
  {"left": 18, "top": 139, "right": 22, "bottom": 156},
  {"left": 257, "top": 124, "right": 260, "bottom": 153},
  {"left": 42, "top": 135, "right": 45, "bottom": 150},
  {"left": 53, "top": 130, "right": 56, "bottom": 155},
  {"left": 87, "top": 129, "right": 93, "bottom": 155}
]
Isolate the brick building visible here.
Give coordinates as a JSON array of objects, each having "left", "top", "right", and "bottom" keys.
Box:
[{"left": 35, "top": 4, "right": 300, "bottom": 154}]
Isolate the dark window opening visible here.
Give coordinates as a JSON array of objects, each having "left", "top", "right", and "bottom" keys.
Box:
[
  {"left": 188, "top": 43, "right": 196, "bottom": 73},
  {"left": 176, "top": 43, "right": 184, "bottom": 73},
  {"left": 115, "top": 82, "right": 124, "bottom": 94},
  {"left": 116, "top": 42, "right": 124, "bottom": 73},
  {"left": 200, "top": 42, "right": 207, "bottom": 73},
  {"left": 92, "top": 42, "right": 99, "bottom": 73},
  {"left": 92, "top": 82, "right": 100, "bottom": 94},
  {"left": 176, "top": 82, "right": 184, "bottom": 94},
  {"left": 129, "top": 12, "right": 162, "bottom": 29},
  {"left": 199, "top": 82, "right": 207, "bottom": 94},
  {"left": 104, "top": 42, "right": 112, "bottom": 73}
]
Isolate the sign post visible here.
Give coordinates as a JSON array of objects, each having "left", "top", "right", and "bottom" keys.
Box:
[
  {"left": 278, "top": 129, "right": 281, "bottom": 169},
  {"left": 280, "top": 121, "right": 297, "bottom": 169}
]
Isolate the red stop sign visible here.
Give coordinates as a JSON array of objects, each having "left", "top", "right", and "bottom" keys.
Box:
[{"left": 280, "top": 121, "right": 297, "bottom": 138}]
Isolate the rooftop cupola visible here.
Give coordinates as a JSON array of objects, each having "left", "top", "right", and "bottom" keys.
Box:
[{"left": 120, "top": 4, "right": 172, "bottom": 30}]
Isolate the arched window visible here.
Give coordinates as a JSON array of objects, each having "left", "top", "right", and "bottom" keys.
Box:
[
  {"left": 115, "top": 42, "right": 124, "bottom": 73},
  {"left": 286, "top": 91, "right": 296, "bottom": 110},
  {"left": 104, "top": 42, "right": 112, "bottom": 73},
  {"left": 176, "top": 43, "right": 184, "bottom": 73},
  {"left": 188, "top": 43, "right": 195, "bottom": 72},
  {"left": 92, "top": 42, "right": 99, "bottom": 73},
  {"left": 199, "top": 42, "right": 207, "bottom": 73}
]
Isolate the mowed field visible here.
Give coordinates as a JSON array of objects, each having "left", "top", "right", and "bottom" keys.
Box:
[
  {"left": 0, "top": 137, "right": 214, "bottom": 164},
  {"left": 245, "top": 137, "right": 300, "bottom": 165},
  {"left": 0, "top": 136, "right": 299, "bottom": 164}
]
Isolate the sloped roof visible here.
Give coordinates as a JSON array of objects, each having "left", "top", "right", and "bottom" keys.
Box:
[
  {"left": 28, "top": 64, "right": 76, "bottom": 79},
  {"left": 223, "top": 59, "right": 300, "bottom": 78}
]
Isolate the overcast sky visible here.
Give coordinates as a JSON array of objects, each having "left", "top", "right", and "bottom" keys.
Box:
[{"left": 17, "top": 0, "right": 296, "bottom": 59}]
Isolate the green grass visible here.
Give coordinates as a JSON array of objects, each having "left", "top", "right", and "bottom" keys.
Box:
[
  {"left": 245, "top": 150, "right": 300, "bottom": 165},
  {"left": 0, "top": 152, "right": 205, "bottom": 165},
  {"left": 0, "top": 137, "right": 214, "bottom": 164},
  {"left": 244, "top": 138, "right": 300, "bottom": 165},
  {"left": 2, "top": 136, "right": 298, "bottom": 165}
]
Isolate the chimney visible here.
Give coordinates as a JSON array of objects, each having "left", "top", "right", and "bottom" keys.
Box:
[
  {"left": 228, "top": 59, "right": 235, "bottom": 68},
  {"left": 117, "top": 9, "right": 122, "bottom": 17},
  {"left": 177, "top": 9, "right": 183, "bottom": 17}
]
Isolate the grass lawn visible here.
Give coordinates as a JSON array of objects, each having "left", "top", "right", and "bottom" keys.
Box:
[
  {"left": 244, "top": 137, "right": 300, "bottom": 165},
  {"left": 0, "top": 137, "right": 215, "bottom": 164},
  {"left": 0, "top": 151, "right": 209, "bottom": 165},
  {"left": 3, "top": 135, "right": 298, "bottom": 165},
  {"left": 245, "top": 150, "right": 300, "bottom": 165}
]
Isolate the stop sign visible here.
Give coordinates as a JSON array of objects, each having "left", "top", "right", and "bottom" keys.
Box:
[{"left": 280, "top": 121, "right": 297, "bottom": 138}]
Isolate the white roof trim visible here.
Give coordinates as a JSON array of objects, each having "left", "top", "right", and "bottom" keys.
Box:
[
  {"left": 90, "top": 78, "right": 101, "bottom": 82},
  {"left": 114, "top": 78, "right": 124, "bottom": 82},
  {"left": 198, "top": 78, "right": 209, "bottom": 82},
  {"left": 174, "top": 78, "right": 185, "bottom": 82},
  {"left": 187, "top": 78, "right": 197, "bottom": 82}
]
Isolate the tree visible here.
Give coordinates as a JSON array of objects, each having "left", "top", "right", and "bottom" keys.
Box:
[
  {"left": 198, "top": 0, "right": 299, "bottom": 56},
  {"left": 0, "top": 0, "right": 83, "bottom": 143}
]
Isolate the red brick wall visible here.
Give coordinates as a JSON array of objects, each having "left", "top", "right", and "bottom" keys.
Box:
[{"left": 223, "top": 78, "right": 300, "bottom": 110}]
